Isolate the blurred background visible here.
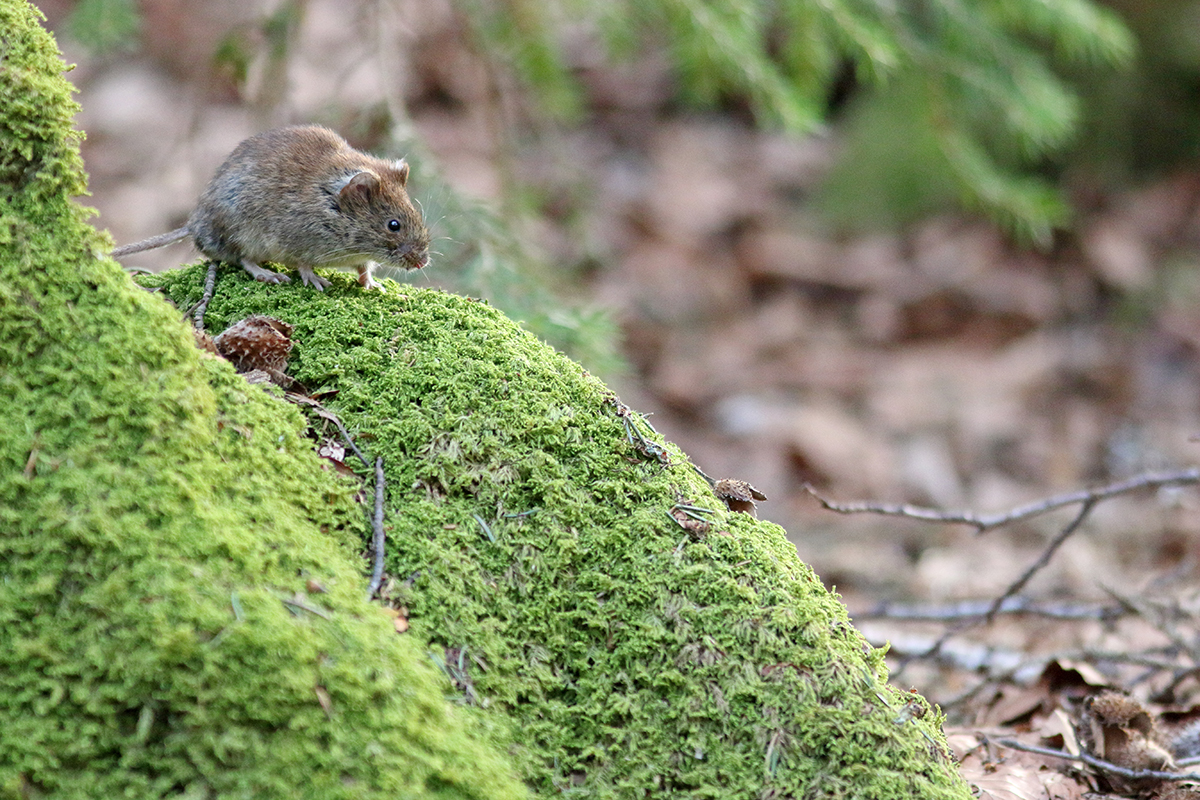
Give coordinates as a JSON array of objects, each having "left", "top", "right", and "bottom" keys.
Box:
[{"left": 34, "top": 0, "right": 1200, "bottom": 699}]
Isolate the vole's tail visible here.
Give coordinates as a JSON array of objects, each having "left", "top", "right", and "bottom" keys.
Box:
[{"left": 111, "top": 226, "right": 191, "bottom": 258}]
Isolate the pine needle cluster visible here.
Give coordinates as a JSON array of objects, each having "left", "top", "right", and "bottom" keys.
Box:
[{"left": 457, "top": 0, "right": 1135, "bottom": 244}]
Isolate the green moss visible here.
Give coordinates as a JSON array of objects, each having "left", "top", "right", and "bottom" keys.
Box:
[
  {"left": 0, "top": 1, "right": 525, "bottom": 798},
  {"left": 145, "top": 262, "right": 972, "bottom": 799},
  {"left": 3, "top": 0, "right": 971, "bottom": 795}
]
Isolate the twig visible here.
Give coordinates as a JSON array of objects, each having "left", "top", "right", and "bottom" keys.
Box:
[
  {"left": 803, "top": 468, "right": 1200, "bottom": 534},
  {"left": 325, "top": 411, "right": 370, "bottom": 469},
  {"left": 365, "top": 456, "right": 386, "bottom": 602},
  {"left": 1102, "top": 584, "right": 1200, "bottom": 666},
  {"left": 285, "top": 394, "right": 370, "bottom": 469},
  {"left": 193, "top": 261, "right": 218, "bottom": 330},
  {"left": 858, "top": 596, "right": 1123, "bottom": 622},
  {"left": 982, "top": 499, "right": 1094, "bottom": 625},
  {"left": 813, "top": 469, "right": 1200, "bottom": 678},
  {"left": 994, "top": 738, "right": 1200, "bottom": 783},
  {"left": 893, "top": 499, "right": 1095, "bottom": 676}
]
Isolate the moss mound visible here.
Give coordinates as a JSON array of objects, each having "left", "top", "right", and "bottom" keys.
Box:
[
  {"left": 145, "top": 261, "right": 972, "bottom": 798},
  {"left": 0, "top": 2, "right": 525, "bottom": 798}
]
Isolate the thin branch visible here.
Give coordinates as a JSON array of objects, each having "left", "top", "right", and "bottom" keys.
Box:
[
  {"left": 285, "top": 394, "right": 371, "bottom": 469},
  {"left": 893, "top": 499, "right": 1096, "bottom": 676},
  {"left": 994, "top": 738, "right": 1200, "bottom": 783},
  {"left": 858, "top": 596, "right": 1123, "bottom": 622},
  {"left": 365, "top": 456, "right": 387, "bottom": 601},
  {"left": 1102, "top": 584, "right": 1200, "bottom": 667},
  {"left": 193, "top": 260, "right": 218, "bottom": 330},
  {"left": 983, "top": 499, "right": 1094, "bottom": 625},
  {"left": 813, "top": 470, "right": 1200, "bottom": 680},
  {"left": 803, "top": 468, "right": 1200, "bottom": 533}
]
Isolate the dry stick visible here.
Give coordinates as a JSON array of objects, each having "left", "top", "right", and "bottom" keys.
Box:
[
  {"left": 859, "top": 597, "right": 1123, "bottom": 622},
  {"left": 995, "top": 738, "right": 1200, "bottom": 783},
  {"left": 329, "top": 413, "right": 371, "bottom": 469},
  {"left": 365, "top": 456, "right": 387, "bottom": 602},
  {"left": 193, "top": 261, "right": 218, "bottom": 329},
  {"left": 894, "top": 499, "right": 1096, "bottom": 675},
  {"left": 296, "top": 398, "right": 371, "bottom": 469},
  {"left": 803, "top": 468, "right": 1200, "bottom": 533},
  {"left": 1103, "top": 583, "right": 1200, "bottom": 666},
  {"left": 982, "top": 499, "right": 1094, "bottom": 625},
  {"left": 808, "top": 469, "right": 1200, "bottom": 677},
  {"left": 938, "top": 645, "right": 1197, "bottom": 711}
]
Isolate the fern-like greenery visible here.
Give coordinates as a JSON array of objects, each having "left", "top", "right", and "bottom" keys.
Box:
[{"left": 456, "top": 0, "right": 1135, "bottom": 244}]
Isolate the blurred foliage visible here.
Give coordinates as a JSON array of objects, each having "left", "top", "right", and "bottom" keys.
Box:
[
  {"left": 63, "top": 0, "right": 139, "bottom": 54},
  {"left": 390, "top": 147, "right": 625, "bottom": 376},
  {"left": 1071, "top": 0, "right": 1200, "bottom": 186},
  {"left": 455, "top": 0, "right": 1134, "bottom": 245}
]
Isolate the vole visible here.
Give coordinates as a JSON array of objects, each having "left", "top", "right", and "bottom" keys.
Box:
[{"left": 110, "top": 125, "right": 430, "bottom": 291}]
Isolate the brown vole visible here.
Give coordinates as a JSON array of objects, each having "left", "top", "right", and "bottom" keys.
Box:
[{"left": 110, "top": 125, "right": 430, "bottom": 291}]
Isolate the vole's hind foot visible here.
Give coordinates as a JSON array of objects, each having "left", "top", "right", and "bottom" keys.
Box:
[
  {"left": 296, "top": 265, "right": 331, "bottom": 291},
  {"left": 240, "top": 260, "right": 291, "bottom": 285}
]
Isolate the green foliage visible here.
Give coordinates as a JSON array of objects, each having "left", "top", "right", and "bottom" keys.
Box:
[
  {"left": 1067, "top": 0, "right": 1200, "bottom": 186},
  {"left": 818, "top": 0, "right": 1134, "bottom": 244},
  {"left": 456, "top": 0, "right": 1134, "bottom": 244},
  {"left": 0, "top": 2, "right": 526, "bottom": 796},
  {"left": 148, "top": 263, "right": 973, "bottom": 799},
  {"left": 391, "top": 153, "right": 623, "bottom": 376},
  {"left": 63, "top": 0, "right": 140, "bottom": 54}
]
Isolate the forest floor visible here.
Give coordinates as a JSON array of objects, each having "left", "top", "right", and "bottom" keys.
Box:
[{"left": 40, "top": 0, "right": 1200, "bottom": 795}]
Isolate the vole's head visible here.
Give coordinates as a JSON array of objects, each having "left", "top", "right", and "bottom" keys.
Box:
[{"left": 327, "top": 160, "right": 429, "bottom": 270}]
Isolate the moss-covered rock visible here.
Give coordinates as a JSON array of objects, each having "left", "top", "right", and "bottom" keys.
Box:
[
  {"left": 143, "top": 256, "right": 973, "bottom": 799},
  {"left": 3, "top": 0, "right": 973, "bottom": 796},
  {"left": 0, "top": 2, "right": 526, "bottom": 798}
]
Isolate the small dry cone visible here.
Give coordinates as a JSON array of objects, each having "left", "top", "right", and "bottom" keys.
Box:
[
  {"left": 213, "top": 315, "right": 295, "bottom": 386},
  {"left": 193, "top": 328, "right": 218, "bottom": 355},
  {"left": 1079, "top": 690, "right": 1174, "bottom": 794}
]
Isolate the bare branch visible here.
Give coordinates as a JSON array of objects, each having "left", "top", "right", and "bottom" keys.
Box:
[
  {"left": 366, "top": 456, "right": 387, "bottom": 602},
  {"left": 995, "top": 738, "right": 1200, "bottom": 783},
  {"left": 192, "top": 261, "right": 218, "bottom": 330},
  {"left": 858, "top": 596, "right": 1122, "bottom": 622},
  {"left": 803, "top": 468, "right": 1200, "bottom": 533},
  {"left": 981, "top": 499, "right": 1093, "bottom": 626}
]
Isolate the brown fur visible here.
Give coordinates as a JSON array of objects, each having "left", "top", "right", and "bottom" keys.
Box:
[{"left": 113, "top": 125, "right": 429, "bottom": 291}]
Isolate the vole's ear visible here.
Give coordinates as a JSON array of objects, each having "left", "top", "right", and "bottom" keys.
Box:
[
  {"left": 338, "top": 171, "right": 381, "bottom": 206},
  {"left": 393, "top": 159, "right": 410, "bottom": 185}
]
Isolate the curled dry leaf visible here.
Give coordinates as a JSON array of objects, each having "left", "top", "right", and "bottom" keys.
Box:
[
  {"left": 317, "top": 438, "right": 358, "bottom": 476},
  {"left": 713, "top": 478, "right": 766, "bottom": 516},
  {"left": 669, "top": 506, "right": 710, "bottom": 538}
]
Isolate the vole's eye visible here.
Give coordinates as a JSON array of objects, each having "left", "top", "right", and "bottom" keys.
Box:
[{"left": 387, "top": 219, "right": 402, "bottom": 232}]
